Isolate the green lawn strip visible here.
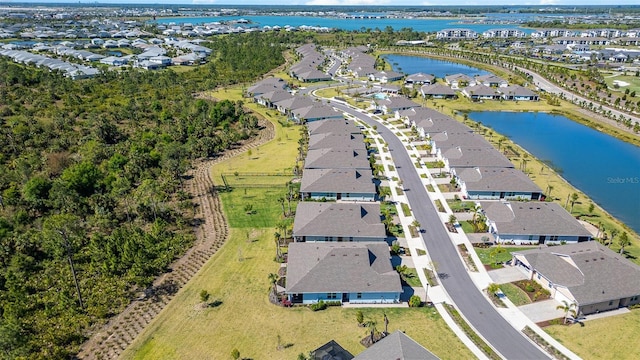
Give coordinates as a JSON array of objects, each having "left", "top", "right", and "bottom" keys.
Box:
[
  {"left": 498, "top": 283, "right": 531, "bottom": 306},
  {"left": 459, "top": 221, "right": 475, "bottom": 234},
  {"left": 446, "top": 199, "right": 475, "bottom": 212},
  {"left": 219, "top": 188, "right": 287, "bottom": 228},
  {"left": 402, "top": 267, "right": 423, "bottom": 287},
  {"left": 474, "top": 247, "right": 536, "bottom": 266},
  {"left": 400, "top": 203, "right": 412, "bottom": 217},
  {"left": 434, "top": 199, "right": 445, "bottom": 212},
  {"left": 544, "top": 309, "right": 640, "bottom": 359},
  {"left": 423, "top": 268, "right": 437, "bottom": 287},
  {"left": 442, "top": 304, "right": 501, "bottom": 360}
]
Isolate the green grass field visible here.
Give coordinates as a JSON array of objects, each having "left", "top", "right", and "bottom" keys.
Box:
[
  {"left": 498, "top": 283, "right": 531, "bottom": 306},
  {"left": 475, "top": 247, "right": 536, "bottom": 266},
  {"left": 545, "top": 310, "right": 640, "bottom": 359},
  {"left": 122, "top": 87, "right": 474, "bottom": 360},
  {"left": 602, "top": 72, "right": 640, "bottom": 95}
]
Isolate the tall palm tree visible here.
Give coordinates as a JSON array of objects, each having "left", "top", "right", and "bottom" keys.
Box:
[
  {"left": 570, "top": 193, "right": 579, "bottom": 213},
  {"left": 618, "top": 232, "right": 630, "bottom": 255},
  {"left": 556, "top": 300, "right": 578, "bottom": 324},
  {"left": 274, "top": 231, "right": 282, "bottom": 259},
  {"left": 268, "top": 273, "right": 279, "bottom": 298}
]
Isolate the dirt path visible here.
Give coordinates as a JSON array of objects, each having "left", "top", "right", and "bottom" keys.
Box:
[{"left": 77, "top": 118, "right": 275, "bottom": 360}]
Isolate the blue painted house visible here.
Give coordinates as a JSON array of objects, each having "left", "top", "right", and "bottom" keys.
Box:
[{"left": 286, "top": 242, "right": 402, "bottom": 305}]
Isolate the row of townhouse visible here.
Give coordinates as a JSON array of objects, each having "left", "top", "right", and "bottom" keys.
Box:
[
  {"left": 438, "top": 27, "right": 640, "bottom": 41},
  {"left": 0, "top": 49, "right": 99, "bottom": 79},
  {"left": 289, "top": 44, "right": 332, "bottom": 82},
  {"left": 389, "top": 99, "right": 589, "bottom": 246},
  {"left": 247, "top": 53, "right": 403, "bottom": 306},
  {"left": 286, "top": 115, "right": 402, "bottom": 305}
]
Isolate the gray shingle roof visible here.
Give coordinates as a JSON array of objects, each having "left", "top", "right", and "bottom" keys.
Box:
[
  {"left": 307, "top": 119, "right": 361, "bottom": 136},
  {"left": 353, "top": 330, "right": 440, "bottom": 360},
  {"left": 293, "top": 104, "right": 343, "bottom": 121},
  {"left": 430, "top": 131, "right": 492, "bottom": 149},
  {"left": 480, "top": 201, "right": 592, "bottom": 237},
  {"left": 286, "top": 242, "right": 401, "bottom": 294},
  {"left": 293, "top": 202, "right": 385, "bottom": 239},
  {"left": 312, "top": 340, "right": 354, "bottom": 360},
  {"left": 305, "top": 148, "right": 371, "bottom": 170},
  {"left": 420, "top": 83, "right": 457, "bottom": 96},
  {"left": 273, "top": 95, "right": 315, "bottom": 111},
  {"left": 300, "top": 168, "right": 375, "bottom": 195},
  {"left": 454, "top": 167, "right": 542, "bottom": 193},
  {"left": 406, "top": 72, "right": 435, "bottom": 83},
  {"left": 308, "top": 133, "right": 367, "bottom": 151},
  {"left": 442, "top": 147, "right": 514, "bottom": 168},
  {"left": 514, "top": 242, "right": 640, "bottom": 306}
]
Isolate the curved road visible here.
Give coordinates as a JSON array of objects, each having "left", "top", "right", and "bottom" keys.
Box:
[
  {"left": 516, "top": 66, "right": 640, "bottom": 128},
  {"left": 329, "top": 100, "right": 549, "bottom": 359}
]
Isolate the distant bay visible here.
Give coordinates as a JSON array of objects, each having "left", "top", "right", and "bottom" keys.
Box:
[{"left": 154, "top": 15, "right": 532, "bottom": 34}]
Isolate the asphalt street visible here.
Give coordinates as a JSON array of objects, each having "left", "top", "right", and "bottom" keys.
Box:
[{"left": 330, "top": 100, "right": 549, "bottom": 360}]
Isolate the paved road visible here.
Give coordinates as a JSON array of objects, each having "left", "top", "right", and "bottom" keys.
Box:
[
  {"left": 516, "top": 65, "right": 640, "bottom": 126},
  {"left": 329, "top": 100, "right": 549, "bottom": 360}
]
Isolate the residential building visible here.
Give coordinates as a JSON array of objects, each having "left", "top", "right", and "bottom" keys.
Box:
[
  {"left": 420, "top": 83, "right": 457, "bottom": 99},
  {"left": 307, "top": 119, "right": 361, "bottom": 136},
  {"left": 300, "top": 168, "right": 376, "bottom": 201},
  {"left": 286, "top": 242, "right": 402, "bottom": 304},
  {"left": 480, "top": 201, "right": 592, "bottom": 245},
  {"left": 452, "top": 167, "right": 542, "bottom": 200},
  {"left": 512, "top": 242, "right": 640, "bottom": 315},
  {"left": 308, "top": 133, "right": 367, "bottom": 151},
  {"left": 405, "top": 72, "right": 435, "bottom": 85},
  {"left": 304, "top": 148, "right": 371, "bottom": 170},
  {"left": 292, "top": 202, "right": 385, "bottom": 242},
  {"left": 353, "top": 330, "right": 440, "bottom": 360}
]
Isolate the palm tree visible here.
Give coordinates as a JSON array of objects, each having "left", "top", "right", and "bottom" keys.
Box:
[
  {"left": 274, "top": 231, "right": 282, "bottom": 260},
  {"left": 618, "top": 232, "right": 630, "bottom": 255},
  {"left": 487, "top": 283, "right": 500, "bottom": 296},
  {"left": 556, "top": 300, "right": 578, "bottom": 324},
  {"left": 546, "top": 184, "right": 554, "bottom": 198},
  {"left": 570, "top": 193, "right": 579, "bottom": 213},
  {"left": 268, "top": 273, "right": 279, "bottom": 298},
  {"left": 472, "top": 204, "right": 482, "bottom": 228},
  {"left": 435, "top": 160, "right": 445, "bottom": 175},
  {"left": 278, "top": 197, "right": 286, "bottom": 218}
]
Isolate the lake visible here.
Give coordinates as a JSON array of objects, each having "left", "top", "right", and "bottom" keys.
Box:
[
  {"left": 154, "top": 15, "right": 531, "bottom": 34},
  {"left": 383, "top": 54, "right": 491, "bottom": 78},
  {"left": 469, "top": 111, "right": 640, "bottom": 235}
]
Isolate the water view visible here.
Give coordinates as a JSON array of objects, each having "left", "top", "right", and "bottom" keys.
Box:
[
  {"left": 155, "top": 15, "right": 531, "bottom": 34},
  {"left": 469, "top": 111, "right": 640, "bottom": 234},
  {"left": 383, "top": 54, "right": 491, "bottom": 78}
]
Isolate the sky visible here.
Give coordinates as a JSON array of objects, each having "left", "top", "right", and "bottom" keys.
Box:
[{"left": 7, "top": 0, "right": 640, "bottom": 5}]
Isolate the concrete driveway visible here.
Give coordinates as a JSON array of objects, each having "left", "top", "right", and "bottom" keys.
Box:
[
  {"left": 519, "top": 300, "right": 566, "bottom": 323},
  {"left": 488, "top": 266, "right": 528, "bottom": 284}
]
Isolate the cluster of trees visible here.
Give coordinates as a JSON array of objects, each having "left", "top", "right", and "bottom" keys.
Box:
[{"left": 0, "top": 31, "right": 285, "bottom": 358}]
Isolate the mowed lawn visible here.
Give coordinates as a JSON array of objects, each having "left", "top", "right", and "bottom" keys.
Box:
[
  {"left": 545, "top": 310, "right": 640, "bottom": 359},
  {"left": 122, "top": 99, "right": 473, "bottom": 359}
]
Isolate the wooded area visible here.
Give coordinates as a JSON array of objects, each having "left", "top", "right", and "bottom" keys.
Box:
[{"left": 0, "top": 32, "right": 285, "bottom": 359}]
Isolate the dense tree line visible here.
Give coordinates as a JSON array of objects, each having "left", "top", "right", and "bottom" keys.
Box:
[{"left": 0, "top": 31, "right": 284, "bottom": 359}]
